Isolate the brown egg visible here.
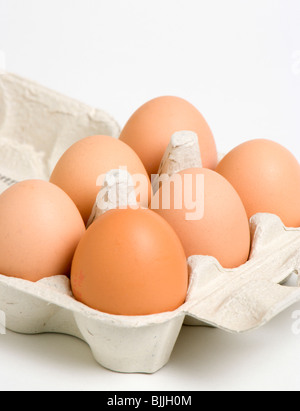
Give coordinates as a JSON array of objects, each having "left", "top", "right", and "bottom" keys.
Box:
[
  {"left": 119, "top": 96, "right": 218, "bottom": 177},
  {"left": 71, "top": 208, "right": 188, "bottom": 316},
  {"left": 0, "top": 180, "right": 86, "bottom": 282},
  {"left": 50, "top": 135, "right": 152, "bottom": 224},
  {"left": 151, "top": 168, "right": 251, "bottom": 269},
  {"left": 215, "top": 139, "right": 300, "bottom": 227}
]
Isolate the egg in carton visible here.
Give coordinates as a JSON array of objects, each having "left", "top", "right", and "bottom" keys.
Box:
[{"left": 1, "top": 73, "right": 300, "bottom": 374}]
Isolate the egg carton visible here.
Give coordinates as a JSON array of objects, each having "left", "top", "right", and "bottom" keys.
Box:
[
  {"left": 0, "top": 72, "right": 120, "bottom": 191},
  {"left": 1, "top": 72, "right": 300, "bottom": 374}
]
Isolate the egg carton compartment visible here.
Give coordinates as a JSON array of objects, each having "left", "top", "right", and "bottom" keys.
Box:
[
  {"left": 0, "top": 73, "right": 300, "bottom": 374},
  {"left": 0, "top": 72, "right": 120, "bottom": 191}
]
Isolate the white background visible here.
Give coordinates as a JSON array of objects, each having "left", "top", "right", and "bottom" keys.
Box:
[{"left": 0, "top": 0, "right": 300, "bottom": 392}]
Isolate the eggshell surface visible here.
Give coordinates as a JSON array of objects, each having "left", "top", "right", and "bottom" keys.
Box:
[
  {"left": 215, "top": 139, "right": 300, "bottom": 228},
  {"left": 50, "top": 135, "right": 152, "bottom": 224},
  {"left": 0, "top": 179, "right": 86, "bottom": 282},
  {"left": 119, "top": 96, "right": 218, "bottom": 177},
  {"left": 151, "top": 168, "right": 251, "bottom": 269},
  {"left": 71, "top": 208, "right": 189, "bottom": 316}
]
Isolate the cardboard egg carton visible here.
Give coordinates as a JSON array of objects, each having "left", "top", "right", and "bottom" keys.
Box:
[
  {"left": 1, "top": 73, "right": 300, "bottom": 374},
  {"left": 0, "top": 72, "right": 120, "bottom": 191}
]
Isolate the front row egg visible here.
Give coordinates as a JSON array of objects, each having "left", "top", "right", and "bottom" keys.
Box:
[
  {"left": 71, "top": 207, "right": 189, "bottom": 316},
  {"left": 151, "top": 168, "right": 251, "bottom": 269},
  {"left": 0, "top": 180, "right": 86, "bottom": 282}
]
